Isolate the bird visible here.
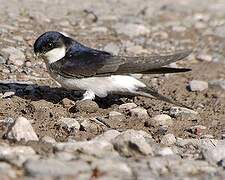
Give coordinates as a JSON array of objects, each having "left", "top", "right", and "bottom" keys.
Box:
[{"left": 33, "top": 31, "right": 192, "bottom": 107}]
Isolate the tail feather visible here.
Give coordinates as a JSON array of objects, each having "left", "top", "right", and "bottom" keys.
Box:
[
  {"left": 135, "top": 86, "right": 192, "bottom": 109},
  {"left": 142, "top": 67, "right": 191, "bottom": 74}
]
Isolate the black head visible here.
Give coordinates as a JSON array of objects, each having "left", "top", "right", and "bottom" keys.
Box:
[{"left": 34, "top": 31, "right": 66, "bottom": 55}]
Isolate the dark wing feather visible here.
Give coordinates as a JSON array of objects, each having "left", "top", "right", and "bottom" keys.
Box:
[{"left": 50, "top": 48, "right": 192, "bottom": 78}]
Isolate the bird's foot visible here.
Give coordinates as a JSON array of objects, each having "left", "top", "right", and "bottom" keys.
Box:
[{"left": 81, "top": 90, "right": 95, "bottom": 101}]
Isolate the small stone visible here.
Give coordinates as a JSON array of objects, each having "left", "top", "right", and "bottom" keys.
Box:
[
  {"left": 103, "top": 43, "right": 120, "bottom": 55},
  {"left": 54, "top": 151, "right": 75, "bottom": 161},
  {"left": 109, "top": 111, "right": 125, "bottom": 121},
  {"left": 58, "top": 117, "right": 80, "bottom": 131},
  {"left": 203, "top": 145, "right": 225, "bottom": 164},
  {"left": 119, "top": 103, "right": 137, "bottom": 111},
  {"left": 129, "top": 107, "right": 149, "bottom": 119},
  {"left": 0, "top": 117, "right": 15, "bottom": 127},
  {"left": 0, "top": 162, "right": 16, "bottom": 178},
  {"left": 201, "top": 134, "right": 214, "bottom": 139},
  {"left": 209, "top": 79, "right": 225, "bottom": 90},
  {"left": 196, "top": 53, "right": 212, "bottom": 62},
  {"left": 2, "top": 47, "right": 25, "bottom": 66},
  {"left": 126, "top": 45, "right": 148, "bottom": 55},
  {"left": 24, "top": 159, "right": 90, "bottom": 177},
  {"left": 156, "top": 147, "right": 174, "bottom": 156},
  {"left": 91, "top": 26, "right": 108, "bottom": 33},
  {"left": 0, "top": 145, "right": 36, "bottom": 167},
  {"left": 61, "top": 98, "right": 75, "bottom": 108},
  {"left": 151, "top": 114, "right": 173, "bottom": 127},
  {"left": 91, "top": 159, "right": 132, "bottom": 179},
  {"left": 214, "top": 24, "right": 225, "bottom": 38},
  {"left": 80, "top": 118, "right": 99, "bottom": 133},
  {"left": 1, "top": 91, "right": 15, "bottom": 98},
  {"left": 161, "top": 133, "right": 176, "bottom": 146},
  {"left": 25, "top": 61, "right": 32, "bottom": 67},
  {"left": 114, "top": 23, "right": 150, "bottom": 37},
  {"left": 186, "top": 125, "right": 207, "bottom": 136},
  {"left": 172, "top": 25, "right": 186, "bottom": 32},
  {"left": 74, "top": 100, "right": 99, "bottom": 113},
  {"left": 5, "top": 116, "right": 39, "bottom": 142},
  {"left": 41, "top": 136, "right": 56, "bottom": 144},
  {"left": 55, "top": 140, "right": 116, "bottom": 158},
  {"left": 169, "top": 107, "right": 198, "bottom": 120},
  {"left": 94, "top": 129, "right": 120, "bottom": 142},
  {"left": 112, "top": 129, "right": 153, "bottom": 157},
  {"left": 189, "top": 80, "right": 208, "bottom": 91},
  {"left": 0, "top": 54, "right": 6, "bottom": 64}
]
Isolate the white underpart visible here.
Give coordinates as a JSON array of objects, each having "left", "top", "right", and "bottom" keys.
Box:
[
  {"left": 50, "top": 73, "right": 147, "bottom": 100},
  {"left": 44, "top": 46, "right": 66, "bottom": 64}
]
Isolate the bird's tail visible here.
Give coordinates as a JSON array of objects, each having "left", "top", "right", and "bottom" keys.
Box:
[{"left": 135, "top": 86, "right": 192, "bottom": 109}]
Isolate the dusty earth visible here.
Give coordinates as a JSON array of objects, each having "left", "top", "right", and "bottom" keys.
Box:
[{"left": 0, "top": 0, "right": 225, "bottom": 179}]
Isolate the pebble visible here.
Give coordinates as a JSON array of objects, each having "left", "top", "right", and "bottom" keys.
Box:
[
  {"left": 61, "top": 98, "right": 75, "bottom": 108},
  {"left": 108, "top": 111, "right": 125, "bottom": 121},
  {"left": 0, "top": 162, "right": 16, "bottom": 178},
  {"left": 112, "top": 129, "right": 153, "bottom": 157},
  {"left": 58, "top": 117, "right": 80, "bottom": 131},
  {"left": 214, "top": 24, "right": 225, "bottom": 38},
  {"left": 93, "top": 129, "right": 120, "bottom": 142},
  {"left": 0, "top": 54, "right": 6, "bottom": 64},
  {"left": 0, "top": 117, "right": 15, "bottom": 127},
  {"left": 91, "top": 26, "right": 108, "bottom": 33},
  {"left": 129, "top": 107, "right": 149, "bottom": 119},
  {"left": 196, "top": 53, "right": 213, "bottom": 62},
  {"left": 114, "top": 23, "right": 150, "bottom": 37},
  {"left": 119, "top": 103, "right": 137, "bottom": 111},
  {"left": 0, "top": 145, "right": 37, "bottom": 166},
  {"left": 55, "top": 140, "right": 116, "bottom": 158},
  {"left": 91, "top": 158, "right": 132, "bottom": 179},
  {"left": 5, "top": 116, "right": 39, "bottom": 142},
  {"left": 186, "top": 125, "right": 207, "bottom": 136},
  {"left": 161, "top": 133, "right": 176, "bottom": 146},
  {"left": 54, "top": 151, "right": 75, "bottom": 161},
  {"left": 126, "top": 45, "right": 148, "bottom": 54},
  {"left": 74, "top": 100, "right": 99, "bottom": 113},
  {"left": 169, "top": 107, "right": 198, "bottom": 120},
  {"left": 189, "top": 80, "right": 208, "bottom": 91},
  {"left": 156, "top": 147, "right": 174, "bottom": 156},
  {"left": 80, "top": 119, "right": 99, "bottom": 134},
  {"left": 150, "top": 114, "right": 173, "bottom": 127},
  {"left": 2, "top": 47, "right": 25, "bottom": 66},
  {"left": 1, "top": 91, "right": 15, "bottom": 98},
  {"left": 201, "top": 134, "right": 214, "bottom": 139},
  {"left": 203, "top": 145, "right": 225, "bottom": 164},
  {"left": 209, "top": 79, "right": 225, "bottom": 90},
  {"left": 103, "top": 43, "right": 120, "bottom": 55},
  {"left": 41, "top": 136, "right": 56, "bottom": 144},
  {"left": 24, "top": 159, "right": 90, "bottom": 177}
]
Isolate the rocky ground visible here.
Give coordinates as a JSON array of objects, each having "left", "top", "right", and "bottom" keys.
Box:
[{"left": 0, "top": 0, "right": 225, "bottom": 179}]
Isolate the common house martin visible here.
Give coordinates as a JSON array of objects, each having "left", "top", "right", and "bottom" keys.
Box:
[{"left": 34, "top": 31, "right": 192, "bottom": 107}]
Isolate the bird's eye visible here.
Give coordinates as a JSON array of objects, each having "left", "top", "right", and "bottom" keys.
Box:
[{"left": 47, "top": 43, "right": 53, "bottom": 48}]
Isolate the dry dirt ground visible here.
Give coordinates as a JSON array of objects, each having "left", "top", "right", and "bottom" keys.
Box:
[{"left": 0, "top": 0, "right": 225, "bottom": 179}]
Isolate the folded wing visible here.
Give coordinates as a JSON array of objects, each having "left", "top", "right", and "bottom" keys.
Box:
[{"left": 49, "top": 48, "right": 192, "bottom": 78}]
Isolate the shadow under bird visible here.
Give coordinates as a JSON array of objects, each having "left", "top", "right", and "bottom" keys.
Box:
[{"left": 34, "top": 31, "right": 192, "bottom": 107}]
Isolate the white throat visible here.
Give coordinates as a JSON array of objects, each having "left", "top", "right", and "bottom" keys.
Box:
[{"left": 44, "top": 46, "right": 66, "bottom": 64}]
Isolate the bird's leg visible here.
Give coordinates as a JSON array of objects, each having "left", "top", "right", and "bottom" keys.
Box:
[{"left": 81, "top": 90, "right": 96, "bottom": 101}]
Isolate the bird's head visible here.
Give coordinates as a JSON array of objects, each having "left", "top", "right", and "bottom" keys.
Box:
[{"left": 34, "top": 31, "right": 69, "bottom": 64}]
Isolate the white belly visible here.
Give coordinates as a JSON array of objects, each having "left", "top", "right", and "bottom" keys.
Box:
[{"left": 51, "top": 73, "right": 146, "bottom": 97}]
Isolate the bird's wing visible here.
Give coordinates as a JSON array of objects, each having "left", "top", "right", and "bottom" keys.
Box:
[{"left": 49, "top": 48, "right": 192, "bottom": 78}]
